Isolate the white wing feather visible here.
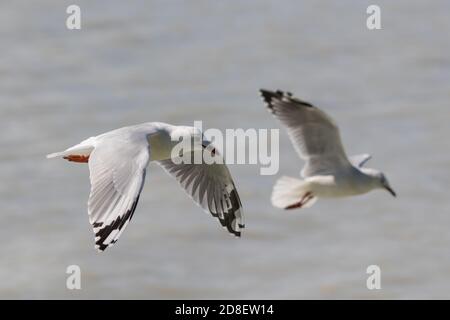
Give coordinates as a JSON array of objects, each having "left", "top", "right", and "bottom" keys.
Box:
[{"left": 87, "top": 134, "right": 150, "bottom": 251}]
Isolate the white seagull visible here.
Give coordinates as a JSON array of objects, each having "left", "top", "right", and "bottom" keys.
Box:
[
  {"left": 260, "top": 89, "right": 396, "bottom": 210},
  {"left": 47, "top": 122, "right": 244, "bottom": 251}
]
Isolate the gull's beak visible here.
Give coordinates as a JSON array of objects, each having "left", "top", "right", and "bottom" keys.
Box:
[{"left": 384, "top": 185, "right": 396, "bottom": 197}]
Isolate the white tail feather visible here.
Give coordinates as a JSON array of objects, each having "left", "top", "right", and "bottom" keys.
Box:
[
  {"left": 271, "top": 176, "right": 317, "bottom": 209},
  {"left": 46, "top": 137, "right": 96, "bottom": 159},
  {"left": 46, "top": 151, "right": 67, "bottom": 159}
]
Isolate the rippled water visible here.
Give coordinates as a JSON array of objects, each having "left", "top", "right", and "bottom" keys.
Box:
[{"left": 0, "top": 0, "right": 449, "bottom": 299}]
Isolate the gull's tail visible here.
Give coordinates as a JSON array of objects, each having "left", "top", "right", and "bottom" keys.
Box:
[
  {"left": 46, "top": 137, "right": 96, "bottom": 160},
  {"left": 271, "top": 176, "right": 317, "bottom": 210}
]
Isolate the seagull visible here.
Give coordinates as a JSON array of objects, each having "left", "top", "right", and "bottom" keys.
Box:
[
  {"left": 260, "top": 89, "right": 396, "bottom": 210},
  {"left": 47, "top": 122, "right": 244, "bottom": 251}
]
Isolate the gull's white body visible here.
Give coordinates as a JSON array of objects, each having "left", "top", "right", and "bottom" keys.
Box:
[
  {"left": 260, "top": 89, "right": 395, "bottom": 209},
  {"left": 47, "top": 122, "right": 244, "bottom": 251},
  {"left": 302, "top": 168, "right": 378, "bottom": 198}
]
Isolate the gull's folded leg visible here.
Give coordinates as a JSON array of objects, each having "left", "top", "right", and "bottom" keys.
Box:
[
  {"left": 63, "top": 155, "right": 90, "bottom": 163},
  {"left": 285, "top": 191, "right": 314, "bottom": 210}
]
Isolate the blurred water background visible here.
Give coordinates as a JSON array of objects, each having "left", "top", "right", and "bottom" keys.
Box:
[{"left": 0, "top": 0, "right": 449, "bottom": 299}]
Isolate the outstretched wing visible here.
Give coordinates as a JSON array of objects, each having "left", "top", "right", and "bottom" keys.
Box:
[
  {"left": 87, "top": 135, "right": 150, "bottom": 251},
  {"left": 350, "top": 154, "right": 372, "bottom": 168},
  {"left": 157, "top": 144, "right": 244, "bottom": 237},
  {"left": 260, "top": 89, "right": 351, "bottom": 177}
]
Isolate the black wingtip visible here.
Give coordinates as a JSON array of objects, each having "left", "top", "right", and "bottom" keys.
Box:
[
  {"left": 259, "top": 89, "right": 281, "bottom": 104},
  {"left": 259, "top": 89, "right": 282, "bottom": 113},
  {"left": 215, "top": 187, "right": 244, "bottom": 238},
  {"left": 93, "top": 195, "right": 141, "bottom": 252},
  {"left": 218, "top": 215, "right": 243, "bottom": 237},
  {"left": 96, "top": 244, "right": 107, "bottom": 252},
  {"left": 259, "top": 89, "right": 314, "bottom": 109}
]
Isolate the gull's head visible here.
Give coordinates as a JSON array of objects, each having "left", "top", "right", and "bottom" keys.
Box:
[{"left": 362, "top": 168, "right": 396, "bottom": 197}]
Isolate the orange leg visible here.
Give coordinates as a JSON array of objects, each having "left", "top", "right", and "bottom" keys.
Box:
[{"left": 63, "top": 155, "right": 90, "bottom": 163}]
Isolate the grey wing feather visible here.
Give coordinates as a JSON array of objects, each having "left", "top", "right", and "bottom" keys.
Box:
[
  {"left": 260, "top": 89, "right": 351, "bottom": 177},
  {"left": 157, "top": 147, "right": 244, "bottom": 237}
]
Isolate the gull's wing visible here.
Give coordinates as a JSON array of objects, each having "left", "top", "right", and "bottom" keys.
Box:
[
  {"left": 350, "top": 154, "right": 372, "bottom": 168},
  {"left": 157, "top": 145, "right": 244, "bottom": 237},
  {"left": 88, "top": 135, "right": 150, "bottom": 251},
  {"left": 260, "top": 89, "right": 351, "bottom": 177}
]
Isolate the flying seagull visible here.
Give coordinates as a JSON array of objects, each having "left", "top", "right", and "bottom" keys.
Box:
[
  {"left": 47, "top": 122, "right": 244, "bottom": 251},
  {"left": 260, "top": 89, "right": 396, "bottom": 210}
]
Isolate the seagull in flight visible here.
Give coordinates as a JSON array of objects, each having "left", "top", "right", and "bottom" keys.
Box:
[
  {"left": 47, "top": 122, "right": 244, "bottom": 251},
  {"left": 260, "top": 89, "right": 396, "bottom": 210}
]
